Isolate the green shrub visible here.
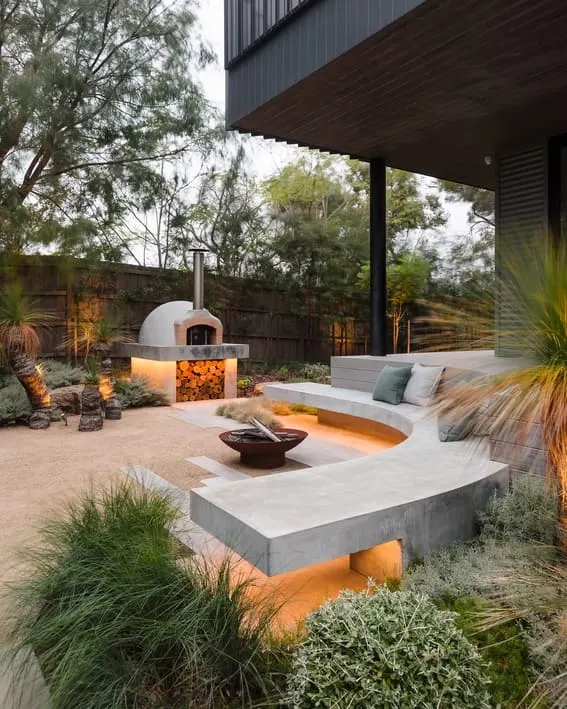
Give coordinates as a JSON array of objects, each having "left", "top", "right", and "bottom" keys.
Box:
[
  {"left": 40, "top": 359, "right": 85, "bottom": 389},
  {"left": 9, "top": 483, "right": 287, "bottom": 709},
  {"left": 300, "top": 363, "right": 330, "bottom": 382},
  {"left": 275, "top": 365, "right": 291, "bottom": 380},
  {"left": 0, "top": 377, "right": 30, "bottom": 425},
  {"left": 436, "top": 595, "right": 532, "bottom": 708},
  {"left": 480, "top": 475, "right": 558, "bottom": 544},
  {"left": 287, "top": 585, "right": 491, "bottom": 709},
  {"left": 237, "top": 376, "right": 252, "bottom": 391},
  {"left": 115, "top": 375, "right": 169, "bottom": 409}
]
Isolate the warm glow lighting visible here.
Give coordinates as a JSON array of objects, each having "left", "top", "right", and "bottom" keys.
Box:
[
  {"left": 98, "top": 374, "right": 113, "bottom": 402},
  {"left": 203, "top": 541, "right": 403, "bottom": 633},
  {"left": 131, "top": 358, "right": 176, "bottom": 403}
]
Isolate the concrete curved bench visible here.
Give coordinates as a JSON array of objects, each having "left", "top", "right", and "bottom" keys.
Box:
[{"left": 190, "top": 382, "right": 509, "bottom": 577}]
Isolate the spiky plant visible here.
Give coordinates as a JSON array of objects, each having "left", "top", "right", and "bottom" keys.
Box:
[
  {"left": 72, "top": 313, "right": 133, "bottom": 420},
  {"left": 0, "top": 282, "right": 53, "bottom": 429},
  {"left": 432, "top": 242, "right": 567, "bottom": 534}
]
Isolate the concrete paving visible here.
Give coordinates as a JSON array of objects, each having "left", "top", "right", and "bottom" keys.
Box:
[
  {"left": 191, "top": 383, "right": 509, "bottom": 576},
  {"left": 172, "top": 400, "right": 370, "bottom": 467},
  {"left": 0, "top": 651, "right": 50, "bottom": 709}
]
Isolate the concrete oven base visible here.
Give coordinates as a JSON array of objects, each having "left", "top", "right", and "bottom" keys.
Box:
[
  {"left": 131, "top": 356, "right": 239, "bottom": 404},
  {"left": 122, "top": 344, "right": 248, "bottom": 404},
  {"left": 121, "top": 343, "right": 249, "bottom": 362}
]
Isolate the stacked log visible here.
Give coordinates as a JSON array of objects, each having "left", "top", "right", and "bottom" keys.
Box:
[{"left": 176, "top": 359, "right": 226, "bottom": 402}]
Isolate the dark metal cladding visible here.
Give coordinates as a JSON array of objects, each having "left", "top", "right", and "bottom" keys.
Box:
[
  {"left": 225, "top": 0, "right": 425, "bottom": 127},
  {"left": 496, "top": 147, "right": 547, "bottom": 355}
]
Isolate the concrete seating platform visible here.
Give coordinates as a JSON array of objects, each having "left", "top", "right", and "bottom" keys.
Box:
[{"left": 190, "top": 382, "right": 509, "bottom": 577}]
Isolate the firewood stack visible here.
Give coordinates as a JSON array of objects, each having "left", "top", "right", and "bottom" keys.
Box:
[{"left": 176, "top": 359, "right": 225, "bottom": 402}]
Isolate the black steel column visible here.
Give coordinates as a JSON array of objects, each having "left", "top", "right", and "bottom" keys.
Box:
[{"left": 370, "top": 158, "right": 387, "bottom": 356}]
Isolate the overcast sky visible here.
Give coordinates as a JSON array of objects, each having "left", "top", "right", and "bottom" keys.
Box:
[{"left": 196, "top": 0, "right": 470, "bottom": 236}]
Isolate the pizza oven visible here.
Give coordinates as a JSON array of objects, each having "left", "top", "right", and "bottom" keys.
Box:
[{"left": 121, "top": 250, "right": 249, "bottom": 402}]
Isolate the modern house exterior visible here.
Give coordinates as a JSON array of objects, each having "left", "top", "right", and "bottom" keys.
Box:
[{"left": 224, "top": 0, "right": 567, "bottom": 356}]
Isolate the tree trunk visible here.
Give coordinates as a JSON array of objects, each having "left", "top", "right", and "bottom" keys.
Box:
[
  {"left": 78, "top": 384, "right": 104, "bottom": 432},
  {"left": 9, "top": 351, "right": 51, "bottom": 429},
  {"left": 392, "top": 316, "right": 400, "bottom": 354},
  {"left": 99, "top": 356, "right": 121, "bottom": 420}
]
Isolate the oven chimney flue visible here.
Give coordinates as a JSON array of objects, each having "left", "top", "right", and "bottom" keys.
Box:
[{"left": 192, "top": 249, "right": 205, "bottom": 310}]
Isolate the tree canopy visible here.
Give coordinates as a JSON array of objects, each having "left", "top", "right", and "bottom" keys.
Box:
[{"left": 0, "top": 0, "right": 216, "bottom": 255}]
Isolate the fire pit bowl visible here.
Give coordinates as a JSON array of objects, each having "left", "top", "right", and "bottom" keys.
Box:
[{"left": 219, "top": 428, "right": 308, "bottom": 469}]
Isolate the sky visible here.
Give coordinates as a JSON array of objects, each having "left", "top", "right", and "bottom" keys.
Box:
[{"left": 196, "top": 0, "right": 470, "bottom": 238}]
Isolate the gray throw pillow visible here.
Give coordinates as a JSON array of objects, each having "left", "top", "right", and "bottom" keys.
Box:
[
  {"left": 373, "top": 365, "right": 413, "bottom": 405},
  {"left": 438, "top": 415, "right": 474, "bottom": 442}
]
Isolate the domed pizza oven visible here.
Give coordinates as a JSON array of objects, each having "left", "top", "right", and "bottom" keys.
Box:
[{"left": 120, "top": 250, "right": 249, "bottom": 403}]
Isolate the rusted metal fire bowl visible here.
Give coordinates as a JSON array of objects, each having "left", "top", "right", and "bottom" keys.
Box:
[{"left": 219, "top": 428, "right": 308, "bottom": 469}]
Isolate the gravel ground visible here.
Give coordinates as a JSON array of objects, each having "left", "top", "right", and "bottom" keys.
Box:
[{"left": 0, "top": 407, "right": 216, "bottom": 605}]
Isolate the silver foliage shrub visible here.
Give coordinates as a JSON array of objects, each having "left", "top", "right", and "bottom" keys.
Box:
[
  {"left": 115, "top": 375, "right": 169, "bottom": 409},
  {"left": 0, "top": 377, "right": 31, "bottom": 424},
  {"left": 479, "top": 475, "right": 558, "bottom": 544},
  {"left": 402, "top": 538, "right": 545, "bottom": 600},
  {"left": 287, "top": 585, "right": 491, "bottom": 709},
  {"left": 300, "top": 362, "right": 330, "bottom": 382},
  {"left": 41, "top": 359, "right": 85, "bottom": 389}
]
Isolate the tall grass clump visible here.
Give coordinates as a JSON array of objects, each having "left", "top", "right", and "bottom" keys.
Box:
[
  {"left": 7, "top": 483, "right": 287, "bottom": 708},
  {"left": 216, "top": 398, "right": 280, "bottom": 428},
  {"left": 430, "top": 242, "right": 567, "bottom": 533}
]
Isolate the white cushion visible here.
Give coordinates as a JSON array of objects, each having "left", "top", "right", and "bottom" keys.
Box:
[{"left": 403, "top": 363, "right": 445, "bottom": 407}]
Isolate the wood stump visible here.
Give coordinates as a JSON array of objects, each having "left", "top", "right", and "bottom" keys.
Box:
[{"left": 176, "top": 360, "right": 225, "bottom": 402}]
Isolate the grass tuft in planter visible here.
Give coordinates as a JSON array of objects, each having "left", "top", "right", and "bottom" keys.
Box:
[{"left": 7, "top": 483, "right": 288, "bottom": 709}]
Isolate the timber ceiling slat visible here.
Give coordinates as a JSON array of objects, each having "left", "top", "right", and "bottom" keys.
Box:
[{"left": 232, "top": 0, "right": 567, "bottom": 187}]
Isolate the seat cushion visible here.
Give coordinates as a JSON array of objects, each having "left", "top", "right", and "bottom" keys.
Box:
[
  {"left": 403, "top": 363, "right": 445, "bottom": 407},
  {"left": 373, "top": 365, "right": 413, "bottom": 405}
]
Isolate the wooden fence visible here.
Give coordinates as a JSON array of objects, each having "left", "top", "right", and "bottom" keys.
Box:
[{"left": 0, "top": 255, "right": 371, "bottom": 364}]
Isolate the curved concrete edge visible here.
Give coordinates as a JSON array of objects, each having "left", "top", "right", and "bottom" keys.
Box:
[
  {"left": 190, "top": 382, "right": 510, "bottom": 576},
  {"left": 190, "top": 465, "right": 509, "bottom": 576},
  {"left": 264, "top": 382, "right": 416, "bottom": 437}
]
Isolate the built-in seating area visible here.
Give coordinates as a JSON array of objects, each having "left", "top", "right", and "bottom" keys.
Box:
[{"left": 190, "top": 356, "right": 510, "bottom": 579}]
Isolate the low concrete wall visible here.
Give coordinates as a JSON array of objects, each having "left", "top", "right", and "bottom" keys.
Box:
[
  {"left": 332, "top": 354, "right": 549, "bottom": 482},
  {"left": 330, "top": 355, "right": 476, "bottom": 393},
  {"left": 490, "top": 417, "right": 547, "bottom": 481},
  {"left": 331, "top": 356, "right": 394, "bottom": 392}
]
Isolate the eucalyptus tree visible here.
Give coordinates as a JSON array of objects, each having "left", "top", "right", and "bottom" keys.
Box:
[{"left": 0, "top": 0, "right": 216, "bottom": 255}]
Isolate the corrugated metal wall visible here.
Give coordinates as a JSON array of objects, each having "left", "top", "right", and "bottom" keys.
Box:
[
  {"left": 226, "top": 0, "right": 427, "bottom": 127},
  {"left": 496, "top": 146, "right": 548, "bottom": 355}
]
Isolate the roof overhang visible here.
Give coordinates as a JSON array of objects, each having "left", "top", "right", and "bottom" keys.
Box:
[{"left": 230, "top": 0, "right": 567, "bottom": 189}]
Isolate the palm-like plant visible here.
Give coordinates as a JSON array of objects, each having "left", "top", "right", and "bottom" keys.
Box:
[
  {"left": 73, "top": 314, "right": 132, "bottom": 420},
  {"left": 0, "top": 282, "right": 52, "bottom": 429},
  {"left": 434, "top": 241, "right": 567, "bottom": 534}
]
